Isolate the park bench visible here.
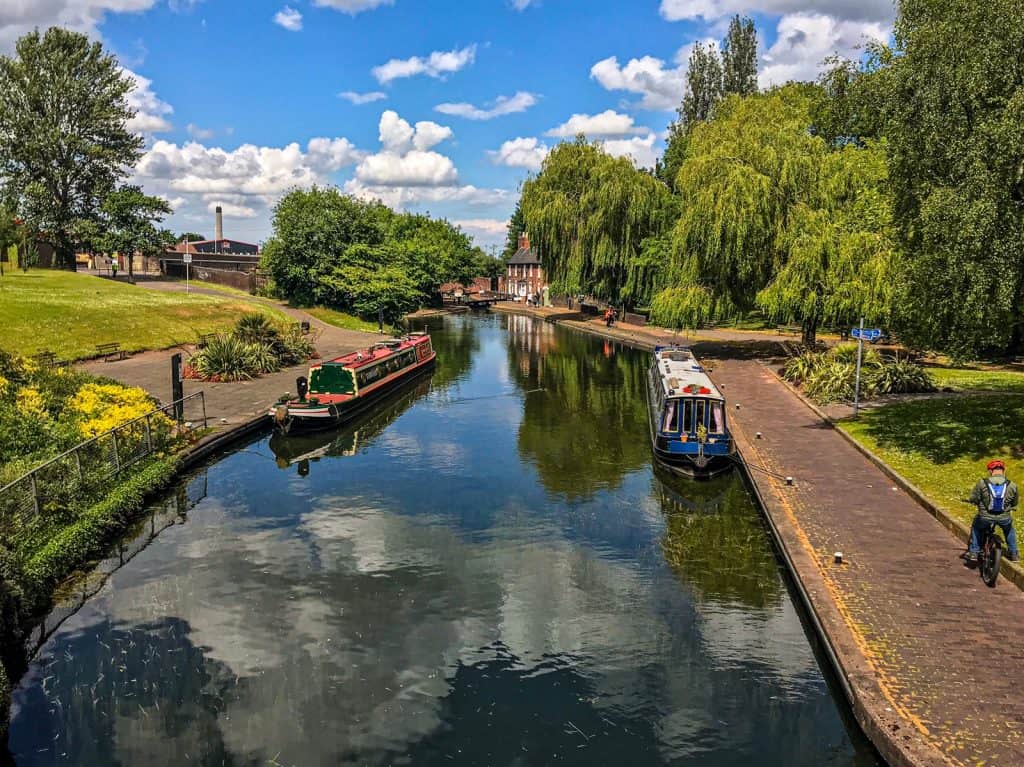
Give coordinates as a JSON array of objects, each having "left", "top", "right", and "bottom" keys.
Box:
[
  {"left": 776, "top": 324, "right": 802, "bottom": 335},
  {"left": 96, "top": 342, "right": 126, "bottom": 361},
  {"left": 197, "top": 333, "right": 217, "bottom": 348},
  {"left": 32, "top": 350, "right": 57, "bottom": 368}
]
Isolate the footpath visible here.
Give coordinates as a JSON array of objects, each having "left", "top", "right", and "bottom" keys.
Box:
[
  {"left": 79, "top": 280, "right": 380, "bottom": 432},
  {"left": 494, "top": 303, "right": 1024, "bottom": 767}
]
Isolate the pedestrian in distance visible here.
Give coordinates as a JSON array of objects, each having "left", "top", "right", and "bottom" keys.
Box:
[
  {"left": 965, "top": 459, "right": 1020, "bottom": 562},
  {"left": 110, "top": 257, "right": 118, "bottom": 280}
]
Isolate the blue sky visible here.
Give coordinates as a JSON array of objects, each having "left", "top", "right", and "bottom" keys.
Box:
[{"left": 0, "top": 0, "right": 894, "bottom": 249}]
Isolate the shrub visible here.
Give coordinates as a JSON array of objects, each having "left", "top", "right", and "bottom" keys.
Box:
[
  {"left": 189, "top": 334, "right": 258, "bottom": 381},
  {"left": 248, "top": 342, "right": 281, "bottom": 375},
  {"left": 870, "top": 359, "right": 936, "bottom": 395},
  {"left": 234, "top": 312, "right": 279, "bottom": 346},
  {"left": 68, "top": 383, "right": 165, "bottom": 439},
  {"left": 804, "top": 361, "right": 860, "bottom": 404},
  {"left": 782, "top": 351, "right": 825, "bottom": 384},
  {"left": 829, "top": 342, "right": 883, "bottom": 368}
]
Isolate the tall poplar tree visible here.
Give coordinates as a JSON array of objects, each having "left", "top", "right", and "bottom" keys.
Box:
[
  {"left": 0, "top": 29, "right": 143, "bottom": 269},
  {"left": 681, "top": 43, "right": 724, "bottom": 126},
  {"left": 721, "top": 15, "right": 759, "bottom": 96}
]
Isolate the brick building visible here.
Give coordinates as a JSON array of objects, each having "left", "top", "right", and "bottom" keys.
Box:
[{"left": 500, "top": 233, "right": 546, "bottom": 300}]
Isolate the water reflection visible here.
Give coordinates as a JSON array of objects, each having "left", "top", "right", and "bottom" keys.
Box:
[
  {"left": 506, "top": 313, "right": 650, "bottom": 501},
  {"left": 6, "top": 313, "right": 878, "bottom": 766}
]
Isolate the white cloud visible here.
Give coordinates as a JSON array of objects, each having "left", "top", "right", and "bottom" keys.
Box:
[
  {"left": 759, "top": 13, "right": 889, "bottom": 87},
  {"left": 454, "top": 218, "right": 509, "bottom": 237},
  {"left": 602, "top": 134, "right": 660, "bottom": 169},
  {"left": 659, "top": 0, "right": 895, "bottom": 23},
  {"left": 435, "top": 91, "right": 538, "bottom": 121},
  {"left": 343, "top": 180, "right": 509, "bottom": 210},
  {"left": 545, "top": 110, "right": 648, "bottom": 138},
  {"left": 123, "top": 67, "right": 173, "bottom": 134},
  {"left": 207, "top": 200, "right": 256, "bottom": 218},
  {"left": 355, "top": 111, "right": 456, "bottom": 187},
  {"left": 187, "top": 123, "right": 215, "bottom": 140},
  {"left": 339, "top": 90, "right": 387, "bottom": 105},
  {"left": 312, "top": 0, "right": 394, "bottom": 14},
  {"left": 591, "top": 54, "right": 685, "bottom": 111},
  {"left": 372, "top": 45, "right": 477, "bottom": 85},
  {"left": 0, "top": 0, "right": 158, "bottom": 51},
  {"left": 377, "top": 110, "right": 452, "bottom": 153},
  {"left": 306, "top": 137, "right": 367, "bottom": 171},
  {"left": 273, "top": 5, "right": 303, "bottom": 30},
  {"left": 488, "top": 137, "right": 549, "bottom": 171}
]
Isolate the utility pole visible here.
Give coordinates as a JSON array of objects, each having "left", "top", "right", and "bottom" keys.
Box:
[{"left": 184, "top": 235, "right": 190, "bottom": 294}]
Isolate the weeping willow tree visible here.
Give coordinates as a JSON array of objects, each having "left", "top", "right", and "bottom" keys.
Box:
[
  {"left": 520, "top": 137, "right": 676, "bottom": 306},
  {"left": 651, "top": 83, "right": 897, "bottom": 343}
]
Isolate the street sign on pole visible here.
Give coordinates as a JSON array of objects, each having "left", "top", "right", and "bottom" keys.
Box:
[
  {"left": 183, "top": 247, "right": 192, "bottom": 294},
  {"left": 853, "top": 318, "right": 864, "bottom": 418},
  {"left": 851, "top": 327, "right": 883, "bottom": 342}
]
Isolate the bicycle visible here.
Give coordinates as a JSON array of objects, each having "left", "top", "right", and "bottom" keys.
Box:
[{"left": 975, "top": 517, "right": 1003, "bottom": 588}]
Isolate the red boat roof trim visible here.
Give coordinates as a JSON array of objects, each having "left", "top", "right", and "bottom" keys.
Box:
[{"left": 312, "top": 334, "right": 430, "bottom": 371}]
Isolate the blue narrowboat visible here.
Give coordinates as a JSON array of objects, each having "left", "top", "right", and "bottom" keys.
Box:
[{"left": 646, "top": 345, "right": 734, "bottom": 478}]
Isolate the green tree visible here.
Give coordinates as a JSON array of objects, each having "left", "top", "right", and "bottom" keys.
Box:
[
  {"left": 652, "top": 84, "right": 895, "bottom": 343},
  {"left": 322, "top": 264, "right": 422, "bottom": 323},
  {"left": 722, "top": 15, "right": 759, "bottom": 97},
  {"left": 0, "top": 205, "right": 16, "bottom": 277},
  {"left": 502, "top": 200, "right": 526, "bottom": 261},
  {"left": 97, "top": 186, "right": 172, "bottom": 282},
  {"left": 682, "top": 42, "right": 724, "bottom": 126},
  {"left": 0, "top": 29, "right": 143, "bottom": 269},
  {"left": 177, "top": 232, "right": 207, "bottom": 244},
  {"left": 520, "top": 138, "right": 675, "bottom": 307},
  {"left": 880, "top": 0, "right": 1024, "bottom": 357}
]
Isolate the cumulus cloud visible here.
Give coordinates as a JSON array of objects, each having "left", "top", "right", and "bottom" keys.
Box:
[
  {"left": 602, "top": 134, "right": 660, "bottom": 169},
  {"left": 0, "top": 0, "right": 158, "bottom": 50},
  {"left": 590, "top": 55, "right": 686, "bottom": 112},
  {"left": 454, "top": 218, "right": 510, "bottom": 237},
  {"left": 187, "top": 123, "right": 216, "bottom": 140},
  {"left": 312, "top": 0, "right": 394, "bottom": 13},
  {"left": 545, "top": 110, "right": 648, "bottom": 138},
  {"left": 488, "top": 137, "right": 549, "bottom": 171},
  {"left": 377, "top": 110, "right": 452, "bottom": 153},
  {"left": 273, "top": 5, "right": 303, "bottom": 30},
  {"left": 339, "top": 90, "right": 387, "bottom": 104},
  {"left": 759, "top": 13, "right": 889, "bottom": 87},
  {"left": 343, "top": 180, "right": 509, "bottom": 210},
  {"left": 123, "top": 68, "right": 173, "bottom": 134},
  {"left": 372, "top": 45, "right": 477, "bottom": 85},
  {"left": 659, "top": 0, "right": 895, "bottom": 23},
  {"left": 435, "top": 91, "right": 537, "bottom": 121}
]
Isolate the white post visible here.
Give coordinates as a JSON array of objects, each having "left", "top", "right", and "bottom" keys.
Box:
[
  {"left": 853, "top": 317, "right": 864, "bottom": 418},
  {"left": 184, "top": 236, "right": 189, "bottom": 294}
]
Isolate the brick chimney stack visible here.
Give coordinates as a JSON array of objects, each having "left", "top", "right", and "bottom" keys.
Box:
[
  {"left": 215, "top": 206, "right": 224, "bottom": 242},
  {"left": 517, "top": 232, "right": 530, "bottom": 251}
]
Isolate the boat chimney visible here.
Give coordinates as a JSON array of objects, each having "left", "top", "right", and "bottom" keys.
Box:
[{"left": 215, "top": 205, "right": 224, "bottom": 242}]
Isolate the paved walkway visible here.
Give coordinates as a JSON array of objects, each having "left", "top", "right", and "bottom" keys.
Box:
[
  {"left": 495, "top": 303, "right": 1024, "bottom": 766},
  {"left": 80, "top": 280, "right": 380, "bottom": 429}
]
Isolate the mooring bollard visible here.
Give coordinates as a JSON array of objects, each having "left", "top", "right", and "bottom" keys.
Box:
[
  {"left": 755, "top": 431, "right": 762, "bottom": 439},
  {"left": 785, "top": 476, "right": 793, "bottom": 486},
  {"left": 834, "top": 551, "right": 844, "bottom": 565}
]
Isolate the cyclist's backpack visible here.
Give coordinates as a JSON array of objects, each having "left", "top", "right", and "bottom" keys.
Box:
[{"left": 988, "top": 482, "right": 1008, "bottom": 513}]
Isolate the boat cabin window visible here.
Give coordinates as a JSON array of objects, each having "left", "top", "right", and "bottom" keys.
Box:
[
  {"left": 695, "top": 400, "right": 706, "bottom": 431},
  {"left": 662, "top": 400, "right": 678, "bottom": 432},
  {"left": 709, "top": 401, "right": 725, "bottom": 434},
  {"left": 681, "top": 400, "right": 693, "bottom": 432},
  {"left": 309, "top": 364, "right": 355, "bottom": 395}
]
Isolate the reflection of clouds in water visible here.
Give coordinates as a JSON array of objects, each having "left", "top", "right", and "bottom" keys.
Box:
[{"left": 377, "top": 428, "right": 469, "bottom": 474}]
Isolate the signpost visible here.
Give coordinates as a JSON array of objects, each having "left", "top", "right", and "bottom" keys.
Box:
[
  {"left": 183, "top": 242, "right": 192, "bottom": 294},
  {"left": 851, "top": 322, "right": 883, "bottom": 417}
]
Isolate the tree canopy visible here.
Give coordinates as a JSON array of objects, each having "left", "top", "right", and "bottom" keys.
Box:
[
  {"left": 519, "top": 138, "right": 676, "bottom": 306},
  {"left": 97, "top": 186, "right": 172, "bottom": 281},
  {"left": 260, "top": 187, "right": 482, "bottom": 320},
  {"left": 0, "top": 28, "right": 142, "bottom": 269}
]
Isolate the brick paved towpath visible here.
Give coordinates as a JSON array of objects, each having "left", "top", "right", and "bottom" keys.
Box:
[
  {"left": 494, "top": 304, "right": 1024, "bottom": 767},
  {"left": 80, "top": 280, "right": 380, "bottom": 430}
]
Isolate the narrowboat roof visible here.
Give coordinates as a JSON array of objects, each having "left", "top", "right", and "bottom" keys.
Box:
[
  {"left": 317, "top": 333, "right": 429, "bottom": 371},
  {"left": 652, "top": 345, "right": 724, "bottom": 401}
]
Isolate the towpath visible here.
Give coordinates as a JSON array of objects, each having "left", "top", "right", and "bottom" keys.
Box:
[
  {"left": 79, "top": 280, "right": 380, "bottom": 430},
  {"left": 494, "top": 303, "right": 1024, "bottom": 767}
]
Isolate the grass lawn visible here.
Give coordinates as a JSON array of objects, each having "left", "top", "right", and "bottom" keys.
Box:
[
  {"left": 305, "top": 306, "right": 379, "bottom": 333},
  {"left": 838, "top": 394, "right": 1024, "bottom": 529},
  {"left": 0, "top": 269, "right": 287, "bottom": 360},
  {"left": 928, "top": 367, "right": 1024, "bottom": 393}
]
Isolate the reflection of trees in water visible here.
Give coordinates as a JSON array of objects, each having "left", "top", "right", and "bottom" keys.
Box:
[
  {"left": 508, "top": 318, "right": 650, "bottom": 500},
  {"left": 657, "top": 470, "right": 784, "bottom": 609},
  {"left": 268, "top": 376, "right": 433, "bottom": 473},
  {"left": 424, "top": 316, "right": 479, "bottom": 390},
  {"left": 9, "top": 617, "right": 238, "bottom": 766}
]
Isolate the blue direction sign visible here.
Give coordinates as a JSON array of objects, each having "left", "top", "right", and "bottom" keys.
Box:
[{"left": 851, "top": 327, "right": 883, "bottom": 342}]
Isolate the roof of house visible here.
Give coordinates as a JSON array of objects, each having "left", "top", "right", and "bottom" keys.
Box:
[{"left": 508, "top": 246, "right": 541, "bottom": 265}]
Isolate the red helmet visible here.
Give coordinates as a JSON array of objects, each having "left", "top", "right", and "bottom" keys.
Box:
[{"left": 987, "top": 459, "right": 1006, "bottom": 472}]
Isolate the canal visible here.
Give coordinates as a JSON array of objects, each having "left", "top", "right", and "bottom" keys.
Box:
[{"left": 5, "top": 313, "right": 880, "bottom": 766}]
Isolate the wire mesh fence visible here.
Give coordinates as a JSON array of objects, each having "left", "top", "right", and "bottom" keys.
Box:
[{"left": 0, "top": 393, "right": 207, "bottom": 537}]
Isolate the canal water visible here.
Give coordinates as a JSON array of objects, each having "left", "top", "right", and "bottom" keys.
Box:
[{"left": 5, "top": 313, "right": 880, "bottom": 766}]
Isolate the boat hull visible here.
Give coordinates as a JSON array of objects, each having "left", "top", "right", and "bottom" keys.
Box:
[
  {"left": 651, "top": 444, "right": 734, "bottom": 479},
  {"left": 272, "top": 357, "right": 435, "bottom": 434}
]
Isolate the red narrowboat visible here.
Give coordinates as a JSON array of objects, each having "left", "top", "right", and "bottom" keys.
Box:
[{"left": 270, "top": 332, "right": 436, "bottom": 433}]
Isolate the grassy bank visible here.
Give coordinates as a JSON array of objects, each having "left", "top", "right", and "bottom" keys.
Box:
[
  {"left": 929, "top": 367, "right": 1024, "bottom": 394},
  {"left": 838, "top": 394, "right": 1024, "bottom": 529},
  {"left": 305, "top": 306, "right": 379, "bottom": 333},
  {"left": 0, "top": 270, "right": 286, "bottom": 360}
]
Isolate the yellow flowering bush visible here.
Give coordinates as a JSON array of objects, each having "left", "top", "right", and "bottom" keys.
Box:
[
  {"left": 0, "top": 375, "right": 9, "bottom": 399},
  {"left": 70, "top": 384, "right": 168, "bottom": 439},
  {"left": 15, "top": 386, "right": 48, "bottom": 420}
]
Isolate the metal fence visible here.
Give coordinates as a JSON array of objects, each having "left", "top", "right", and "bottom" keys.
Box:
[{"left": 0, "top": 392, "right": 207, "bottom": 534}]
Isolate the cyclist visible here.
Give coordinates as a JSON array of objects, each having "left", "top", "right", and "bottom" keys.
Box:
[{"left": 965, "top": 459, "right": 1020, "bottom": 562}]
